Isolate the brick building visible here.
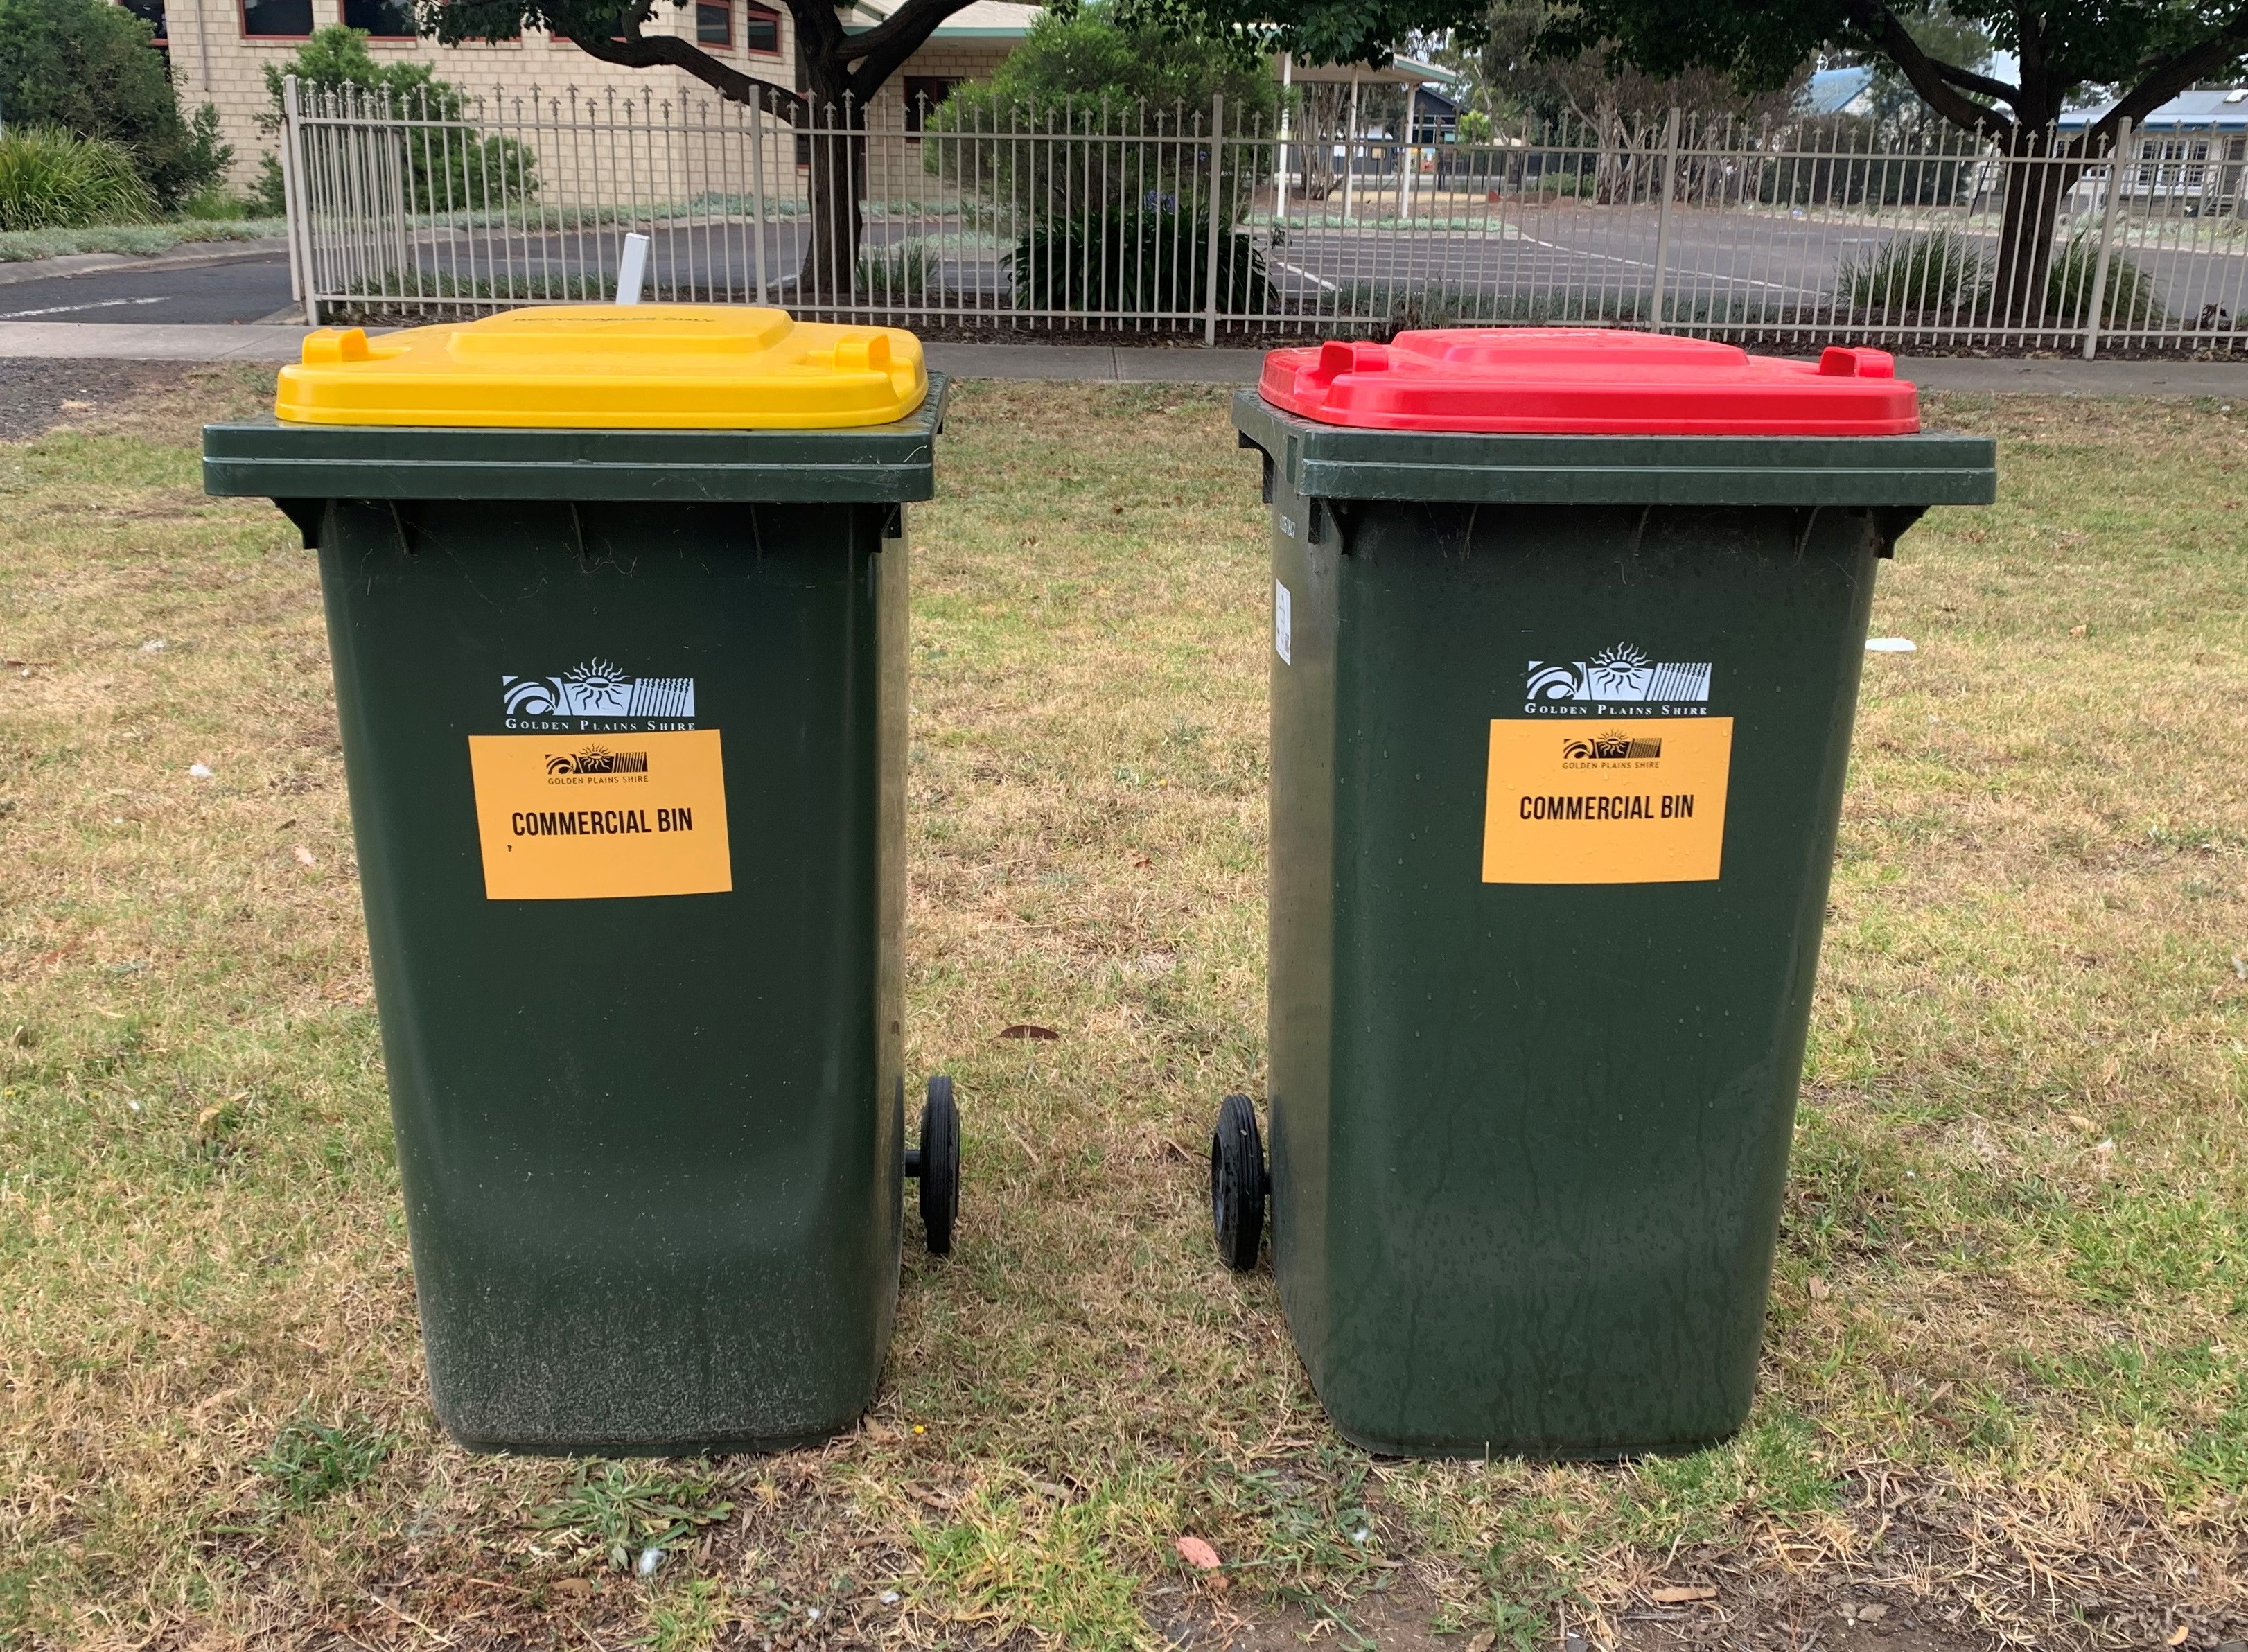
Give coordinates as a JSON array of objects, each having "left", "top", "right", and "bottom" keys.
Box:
[{"left": 121, "top": 0, "right": 1033, "bottom": 189}]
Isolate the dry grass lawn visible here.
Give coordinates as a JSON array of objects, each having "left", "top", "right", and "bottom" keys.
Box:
[{"left": 1, "top": 369, "right": 2245, "bottom": 1651}]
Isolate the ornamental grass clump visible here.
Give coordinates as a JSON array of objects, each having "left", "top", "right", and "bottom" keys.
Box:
[{"left": 0, "top": 125, "right": 156, "bottom": 231}]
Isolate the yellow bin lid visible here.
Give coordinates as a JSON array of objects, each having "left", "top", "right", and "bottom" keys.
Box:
[{"left": 275, "top": 305, "right": 927, "bottom": 429}]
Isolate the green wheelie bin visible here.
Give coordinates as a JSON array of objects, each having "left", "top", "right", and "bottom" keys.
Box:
[
  {"left": 203, "top": 305, "right": 960, "bottom": 1452},
  {"left": 1214, "top": 330, "right": 1994, "bottom": 1457}
]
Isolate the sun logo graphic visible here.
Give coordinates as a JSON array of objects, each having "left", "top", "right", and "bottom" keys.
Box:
[
  {"left": 1527, "top": 642, "right": 1711, "bottom": 708},
  {"left": 502, "top": 659, "right": 696, "bottom": 720},
  {"left": 545, "top": 744, "right": 650, "bottom": 776}
]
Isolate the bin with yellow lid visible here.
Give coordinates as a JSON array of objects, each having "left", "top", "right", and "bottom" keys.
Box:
[{"left": 203, "top": 306, "right": 960, "bottom": 1452}]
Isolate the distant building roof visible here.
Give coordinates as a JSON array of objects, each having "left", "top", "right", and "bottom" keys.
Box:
[
  {"left": 1285, "top": 53, "right": 1469, "bottom": 88},
  {"left": 840, "top": 0, "right": 1042, "bottom": 39},
  {"left": 2060, "top": 87, "right": 2248, "bottom": 131},
  {"left": 1800, "top": 66, "right": 1874, "bottom": 117}
]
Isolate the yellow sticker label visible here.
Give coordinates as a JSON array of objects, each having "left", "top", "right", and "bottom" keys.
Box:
[
  {"left": 468, "top": 729, "right": 732, "bottom": 900},
  {"left": 1482, "top": 717, "right": 1732, "bottom": 884}
]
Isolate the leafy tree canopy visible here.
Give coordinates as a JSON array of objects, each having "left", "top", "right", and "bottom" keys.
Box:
[
  {"left": 938, "top": 2, "right": 1282, "bottom": 128},
  {"left": 418, "top": 0, "right": 1489, "bottom": 117},
  {"left": 1457, "top": 0, "right": 1811, "bottom": 130},
  {"left": 1537, "top": 0, "right": 2248, "bottom": 142},
  {"left": 0, "top": 0, "right": 229, "bottom": 206}
]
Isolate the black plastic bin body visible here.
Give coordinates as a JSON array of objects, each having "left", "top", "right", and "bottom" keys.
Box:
[
  {"left": 1229, "top": 369, "right": 1994, "bottom": 1457},
  {"left": 204, "top": 389, "right": 945, "bottom": 1452}
]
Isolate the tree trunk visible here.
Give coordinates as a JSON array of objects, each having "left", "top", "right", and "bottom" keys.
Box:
[
  {"left": 796, "top": 71, "right": 866, "bottom": 301},
  {"left": 1988, "top": 124, "right": 2073, "bottom": 329}
]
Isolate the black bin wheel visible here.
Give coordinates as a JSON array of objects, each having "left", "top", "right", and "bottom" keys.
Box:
[
  {"left": 1211, "top": 1093, "right": 1266, "bottom": 1272},
  {"left": 908, "top": 1075, "right": 959, "bottom": 1256}
]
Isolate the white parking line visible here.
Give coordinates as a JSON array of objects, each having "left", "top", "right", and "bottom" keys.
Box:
[
  {"left": 1265, "top": 256, "right": 1340, "bottom": 294},
  {"left": 0, "top": 295, "right": 170, "bottom": 320}
]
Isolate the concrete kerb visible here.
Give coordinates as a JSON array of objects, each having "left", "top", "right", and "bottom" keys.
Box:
[
  {"left": 1, "top": 322, "right": 2243, "bottom": 397},
  {"left": 0, "top": 240, "right": 292, "bottom": 290}
]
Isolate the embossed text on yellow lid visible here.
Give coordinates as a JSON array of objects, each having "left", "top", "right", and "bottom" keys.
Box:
[{"left": 275, "top": 305, "right": 927, "bottom": 429}]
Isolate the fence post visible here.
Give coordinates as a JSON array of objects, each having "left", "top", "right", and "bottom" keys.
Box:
[
  {"left": 282, "top": 74, "right": 315, "bottom": 324},
  {"left": 1647, "top": 106, "right": 1679, "bottom": 330},
  {"left": 1205, "top": 92, "right": 1226, "bottom": 346},
  {"left": 750, "top": 94, "right": 769, "bottom": 306},
  {"left": 2082, "top": 114, "right": 2131, "bottom": 361}
]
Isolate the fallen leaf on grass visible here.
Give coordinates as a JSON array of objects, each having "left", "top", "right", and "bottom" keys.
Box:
[
  {"left": 2064, "top": 1112, "right": 2098, "bottom": 1131},
  {"left": 550, "top": 1576, "right": 592, "bottom": 1597},
  {"left": 998, "top": 1024, "right": 1060, "bottom": 1041},
  {"left": 1175, "top": 1536, "right": 1221, "bottom": 1571},
  {"left": 1650, "top": 1585, "right": 1718, "bottom": 1604},
  {"left": 2168, "top": 1627, "right": 2189, "bottom": 1646},
  {"left": 1466, "top": 1634, "right": 1496, "bottom": 1652},
  {"left": 292, "top": 845, "right": 317, "bottom": 868},
  {"left": 1807, "top": 1276, "right": 1831, "bottom": 1301},
  {"left": 1856, "top": 1603, "right": 1888, "bottom": 1622}
]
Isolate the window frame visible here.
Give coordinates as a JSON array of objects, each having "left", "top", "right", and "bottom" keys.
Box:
[
  {"left": 240, "top": 0, "right": 317, "bottom": 39},
  {"left": 694, "top": 0, "right": 731, "bottom": 49},
  {"left": 740, "top": 1, "right": 780, "bottom": 56},
  {"left": 120, "top": 0, "right": 169, "bottom": 45},
  {"left": 902, "top": 73, "right": 958, "bottom": 137},
  {"left": 340, "top": 0, "right": 418, "bottom": 39}
]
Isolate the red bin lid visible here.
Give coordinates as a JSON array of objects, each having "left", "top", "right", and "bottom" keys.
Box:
[{"left": 1257, "top": 329, "right": 1919, "bottom": 436}]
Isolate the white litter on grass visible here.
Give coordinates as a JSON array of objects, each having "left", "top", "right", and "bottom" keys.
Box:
[
  {"left": 636, "top": 1547, "right": 662, "bottom": 1577},
  {"left": 141, "top": 639, "right": 167, "bottom": 653},
  {"left": 880, "top": 1592, "right": 901, "bottom": 1606},
  {"left": 1865, "top": 638, "right": 1918, "bottom": 653},
  {"left": 806, "top": 1607, "right": 821, "bottom": 1622},
  {"left": 188, "top": 763, "right": 214, "bottom": 779}
]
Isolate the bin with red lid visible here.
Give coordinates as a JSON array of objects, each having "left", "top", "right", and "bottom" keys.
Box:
[{"left": 1212, "top": 329, "right": 1994, "bottom": 1457}]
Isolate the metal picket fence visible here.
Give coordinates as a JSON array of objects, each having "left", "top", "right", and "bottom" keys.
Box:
[{"left": 281, "top": 74, "right": 2248, "bottom": 355}]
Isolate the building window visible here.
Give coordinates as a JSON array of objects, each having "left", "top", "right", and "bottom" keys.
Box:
[
  {"left": 119, "top": 0, "right": 168, "bottom": 45},
  {"left": 902, "top": 74, "right": 956, "bottom": 135},
  {"left": 742, "top": 2, "right": 778, "bottom": 53},
  {"left": 694, "top": 0, "right": 729, "bottom": 46},
  {"left": 342, "top": 0, "right": 416, "bottom": 36},
  {"left": 243, "top": 0, "right": 315, "bottom": 34}
]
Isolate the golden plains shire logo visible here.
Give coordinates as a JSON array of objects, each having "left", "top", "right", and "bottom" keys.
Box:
[
  {"left": 1563, "top": 731, "right": 1663, "bottom": 761},
  {"left": 545, "top": 745, "right": 649, "bottom": 777},
  {"left": 1527, "top": 642, "right": 1711, "bottom": 712}
]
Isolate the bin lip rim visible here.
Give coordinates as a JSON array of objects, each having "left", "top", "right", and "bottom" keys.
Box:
[
  {"left": 207, "top": 383, "right": 947, "bottom": 443},
  {"left": 1232, "top": 387, "right": 1994, "bottom": 449},
  {"left": 206, "top": 374, "right": 947, "bottom": 442},
  {"left": 1231, "top": 387, "right": 1996, "bottom": 507}
]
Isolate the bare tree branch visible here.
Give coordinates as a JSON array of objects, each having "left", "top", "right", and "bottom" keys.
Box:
[
  {"left": 836, "top": 0, "right": 981, "bottom": 94},
  {"left": 562, "top": 24, "right": 804, "bottom": 112},
  {"left": 2078, "top": 19, "right": 2248, "bottom": 153},
  {"left": 1840, "top": 0, "right": 2013, "bottom": 137},
  {"left": 1927, "top": 56, "right": 2017, "bottom": 105}
]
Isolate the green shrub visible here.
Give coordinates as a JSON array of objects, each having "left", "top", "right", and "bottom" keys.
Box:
[
  {"left": 1010, "top": 206, "right": 1270, "bottom": 316},
  {"left": 0, "top": 0, "right": 231, "bottom": 206},
  {"left": 2046, "top": 229, "right": 2165, "bottom": 327},
  {"left": 0, "top": 126, "right": 156, "bottom": 231},
  {"left": 1838, "top": 229, "right": 1989, "bottom": 313},
  {"left": 931, "top": 3, "right": 1275, "bottom": 224},
  {"left": 261, "top": 27, "right": 538, "bottom": 212}
]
